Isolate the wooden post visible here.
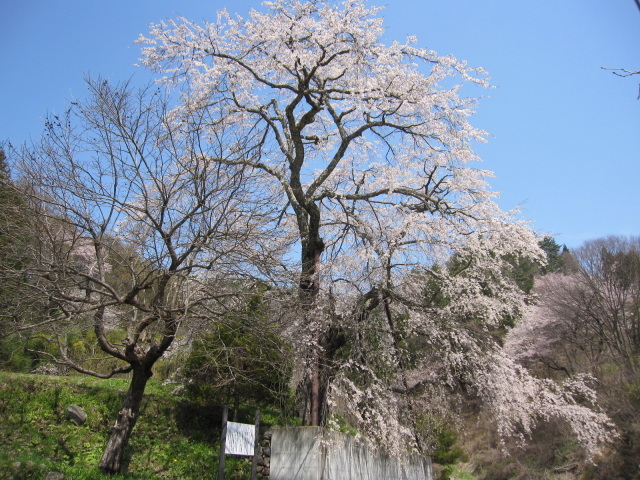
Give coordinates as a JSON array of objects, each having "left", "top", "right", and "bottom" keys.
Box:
[
  {"left": 217, "top": 405, "right": 228, "bottom": 480},
  {"left": 251, "top": 410, "right": 261, "bottom": 480}
]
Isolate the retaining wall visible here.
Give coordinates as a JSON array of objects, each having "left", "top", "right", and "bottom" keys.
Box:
[{"left": 269, "top": 427, "right": 433, "bottom": 480}]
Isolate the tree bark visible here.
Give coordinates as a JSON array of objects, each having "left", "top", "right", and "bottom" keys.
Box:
[
  {"left": 299, "top": 223, "right": 325, "bottom": 426},
  {"left": 99, "top": 364, "right": 152, "bottom": 474}
]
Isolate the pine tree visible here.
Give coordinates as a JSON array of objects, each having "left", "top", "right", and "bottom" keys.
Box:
[{"left": 0, "top": 148, "right": 33, "bottom": 315}]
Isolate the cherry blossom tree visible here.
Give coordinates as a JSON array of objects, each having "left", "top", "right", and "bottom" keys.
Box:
[
  {"left": 508, "top": 236, "right": 640, "bottom": 378},
  {"left": 137, "top": 0, "right": 615, "bottom": 459},
  {"left": 504, "top": 237, "right": 640, "bottom": 467},
  {"left": 8, "top": 78, "right": 283, "bottom": 474},
  {"left": 322, "top": 232, "right": 616, "bottom": 459}
]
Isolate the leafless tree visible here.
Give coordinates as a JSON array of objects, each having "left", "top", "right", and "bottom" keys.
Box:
[
  {"left": 7, "top": 77, "right": 284, "bottom": 474},
  {"left": 514, "top": 236, "right": 640, "bottom": 379},
  {"left": 571, "top": 236, "right": 640, "bottom": 374}
]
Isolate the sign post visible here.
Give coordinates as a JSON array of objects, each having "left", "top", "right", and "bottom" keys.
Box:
[
  {"left": 251, "top": 410, "right": 261, "bottom": 480},
  {"left": 217, "top": 406, "right": 228, "bottom": 480},
  {"left": 217, "top": 407, "right": 261, "bottom": 480}
]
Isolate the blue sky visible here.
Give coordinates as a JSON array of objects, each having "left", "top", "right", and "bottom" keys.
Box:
[{"left": 2, "top": 0, "right": 638, "bottom": 248}]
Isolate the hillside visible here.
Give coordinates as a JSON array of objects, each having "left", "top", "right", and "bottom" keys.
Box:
[
  {"left": 0, "top": 372, "right": 259, "bottom": 480},
  {"left": 0, "top": 370, "right": 630, "bottom": 480}
]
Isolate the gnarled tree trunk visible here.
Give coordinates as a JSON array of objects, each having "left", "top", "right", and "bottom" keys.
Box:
[
  {"left": 300, "top": 229, "right": 325, "bottom": 426},
  {"left": 99, "top": 363, "right": 153, "bottom": 474}
]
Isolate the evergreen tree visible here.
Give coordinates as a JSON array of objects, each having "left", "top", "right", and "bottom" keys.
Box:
[
  {"left": 183, "top": 290, "right": 292, "bottom": 421},
  {"left": 0, "top": 148, "right": 33, "bottom": 317},
  {"left": 0, "top": 147, "right": 42, "bottom": 370},
  {"left": 538, "top": 236, "right": 565, "bottom": 274}
]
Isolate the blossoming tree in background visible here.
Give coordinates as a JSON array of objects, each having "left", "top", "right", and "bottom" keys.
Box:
[{"left": 508, "top": 236, "right": 640, "bottom": 379}]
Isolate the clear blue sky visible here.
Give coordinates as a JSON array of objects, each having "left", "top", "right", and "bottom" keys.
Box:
[{"left": 2, "top": 0, "right": 639, "bottom": 248}]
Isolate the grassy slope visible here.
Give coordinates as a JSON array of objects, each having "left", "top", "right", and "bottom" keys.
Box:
[
  {"left": 0, "top": 372, "right": 256, "bottom": 480},
  {"left": 0, "top": 371, "right": 600, "bottom": 480}
]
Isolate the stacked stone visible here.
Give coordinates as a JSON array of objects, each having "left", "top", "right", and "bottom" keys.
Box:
[
  {"left": 255, "top": 430, "right": 272, "bottom": 479},
  {"left": 31, "top": 363, "right": 69, "bottom": 376}
]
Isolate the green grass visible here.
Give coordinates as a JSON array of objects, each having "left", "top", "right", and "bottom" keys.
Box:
[
  {"left": 0, "top": 372, "right": 266, "bottom": 479},
  {"left": 444, "top": 466, "right": 477, "bottom": 480}
]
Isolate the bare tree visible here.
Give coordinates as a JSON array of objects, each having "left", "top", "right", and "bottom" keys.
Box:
[
  {"left": 8, "top": 78, "right": 283, "bottom": 474},
  {"left": 571, "top": 236, "right": 640, "bottom": 374},
  {"left": 509, "top": 236, "right": 640, "bottom": 378}
]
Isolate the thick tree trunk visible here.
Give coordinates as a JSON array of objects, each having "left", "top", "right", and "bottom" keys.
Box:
[
  {"left": 300, "top": 230, "right": 325, "bottom": 426},
  {"left": 99, "top": 364, "right": 152, "bottom": 474}
]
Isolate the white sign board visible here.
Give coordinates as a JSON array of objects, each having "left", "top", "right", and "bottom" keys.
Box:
[{"left": 225, "top": 421, "right": 255, "bottom": 456}]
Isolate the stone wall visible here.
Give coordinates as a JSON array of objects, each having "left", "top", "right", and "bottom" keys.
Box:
[
  {"left": 255, "top": 430, "right": 272, "bottom": 479},
  {"left": 267, "top": 427, "right": 433, "bottom": 480}
]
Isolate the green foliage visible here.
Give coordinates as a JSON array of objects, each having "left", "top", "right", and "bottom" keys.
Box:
[
  {"left": 432, "top": 428, "right": 464, "bottom": 466},
  {"left": 0, "top": 147, "right": 52, "bottom": 373},
  {"left": 538, "top": 236, "right": 565, "bottom": 275},
  {"left": 500, "top": 236, "right": 557, "bottom": 296},
  {"left": 625, "top": 380, "right": 640, "bottom": 407},
  {"left": 0, "top": 372, "right": 260, "bottom": 479},
  {"left": 327, "top": 413, "right": 360, "bottom": 436},
  {"left": 413, "top": 413, "right": 465, "bottom": 480},
  {"left": 0, "top": 336, "right": 32, "bottom": 372},
  {"left": 153, "top": 349, "right": 189, "bottom": 382},
  {"left": 60, "top": 327, "right": 132, "bottom": 376},
  {"left": 0, "top": 331, "right": 65, "bottom": 373},
  {"left": 0, "top": 148, "right": 29, "bottom": 311},
  {"left": 183, "top": 292, "right": 292, "bottom": 417},
  {"left": 440, "top": 465, "right": 476, "bottom": 480},
  {"left": 503, "top": 236, "right": 565, "bottom": 294},
  {"left": 0, "top": 326, "right": 140, "bottom": 376},
  {"left": 415, "top": 413, "right": 463, "bottom": 466},
  {"left": 0, "top": 373, "right": 127, "bottom": 478},
  {"left": 422, "top": 265, "right": 451, "bottom": 309}
]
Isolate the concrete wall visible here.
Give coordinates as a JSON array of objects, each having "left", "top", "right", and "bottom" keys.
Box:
[{"left": 270, "top": 427, "right": 433, "bottom": 480}]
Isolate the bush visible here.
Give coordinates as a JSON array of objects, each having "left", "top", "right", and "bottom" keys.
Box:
[{"left": 183, "top": 293, "right": 293, "bottom": 419}]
